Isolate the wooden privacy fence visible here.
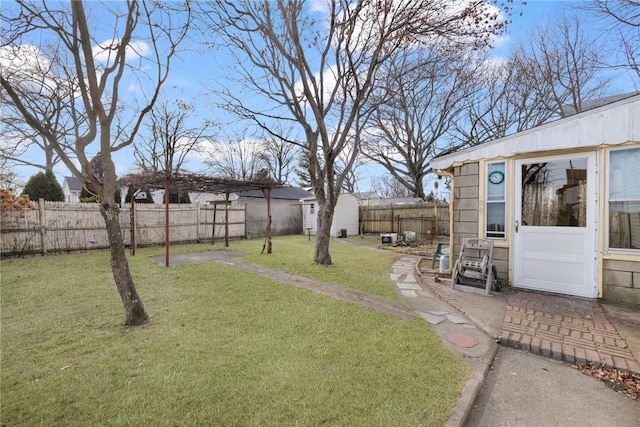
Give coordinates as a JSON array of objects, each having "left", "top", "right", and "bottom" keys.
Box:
[
  {"left": 360, "top": 202, "right": 450, "bottom": 240},
  {"left": 1, "top": 200, "right": 246, "bottom": 257}
]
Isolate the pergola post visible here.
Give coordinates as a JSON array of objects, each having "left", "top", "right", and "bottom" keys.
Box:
[
  {"left": 164, "top": 173, "right": 170, "bottom": 267},
  {"left": 225, "top": 192, "right": 230, "bottom": 247},
  {"left": 130, "top": 197, "right": 136, "bottom": 255},
  {"left": 266, "top": 188, "right": 272, "bottom": 253},
  {"left": 261, "top": 187, "right": 273, "bottom": 254},
  {"left": 212, "top": 203, "right": 217, "bottom": 245},
  {"left": 116, "top": 172, "right": 283, "bottom": 255}
]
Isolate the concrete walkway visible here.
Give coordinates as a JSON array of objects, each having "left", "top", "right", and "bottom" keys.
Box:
[
  {"left": 465, "top": 346, "right": 640, "bottom": 427},
  {"left": 220, "top": 258, "right": 414, "bottom": 320}
]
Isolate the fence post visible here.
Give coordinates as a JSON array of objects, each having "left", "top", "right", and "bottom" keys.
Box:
[
  {"left": 390, "top": 204, "right": 394, "bottom": 232},
  {"left": 38, "top": 199, "right": 47, "bottom": 255},
  {"left": 434, "top": 202, "right": 439, "bottom": 237},
  {"left": 196, "top": 203, "right": 201, "bottom": 243},
  {"left": 212, "top": 204, "right": 217, "bottom": 245}
]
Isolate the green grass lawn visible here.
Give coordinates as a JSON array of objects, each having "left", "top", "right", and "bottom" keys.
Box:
[{"left": 1, "top": 238, "right": 469, "bottom": 426}]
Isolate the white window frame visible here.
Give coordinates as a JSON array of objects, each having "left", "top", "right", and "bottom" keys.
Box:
[
  {"left": 486, "top": 161, "right": 506, "bottom": 240},
  {"left": 606, "top": 146, "right": 640, "bottom": 253}
]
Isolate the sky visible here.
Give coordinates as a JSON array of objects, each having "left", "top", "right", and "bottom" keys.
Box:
[{"left": 2, "top": 0, "right": 639, "bottom": 197}]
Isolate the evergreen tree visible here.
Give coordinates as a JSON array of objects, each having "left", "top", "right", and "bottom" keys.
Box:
[
  {"left": 296, "top": 152, "right": 311, "bottom": 188},
  {"left": 22, "top": 170, "right": 64, "bottom": 202},
  {"left": 167, "top": 191, "right": 190, "bottom": 204},
  {"left": 125, "top": 187, "right": 154, "bottom": 203}
]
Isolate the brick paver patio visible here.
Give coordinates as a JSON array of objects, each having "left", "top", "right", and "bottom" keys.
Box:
[{"left": 501, "top": 292, "right": 640, "bottom": 373}]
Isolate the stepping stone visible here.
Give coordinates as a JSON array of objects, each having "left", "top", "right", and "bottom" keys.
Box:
[
  {"left": 389, "top": 273, "right": 401, "bottom": 281},
  {"left": 401, "top": 290, "right": 417, "bottom": 297},
  {"left": 420, "top": 311, "right": 445, "bottom": 325},
  {"left": 397, "top": 283, "right": 421, "bottom": 290},
  {"left": 427, "top": 310, "right": 450, "bottom": 316},
  {"left": 403, "top": 273, "right": 417, "bottom": 283},
  {"left": 446, "top": 314, "right": 468, "bottom": 324},
  {"left": 447, "top": 333, "right": 479, "bottom": 348}
]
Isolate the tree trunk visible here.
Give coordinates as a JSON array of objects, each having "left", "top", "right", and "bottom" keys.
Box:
[
  {"left": 314, "top": 201, "right": 334, "bottom": 265},
  {"left": 414, "top": 177, "right": 426, "bottom": 200},
  {"left": 100, "top": 203, "right": 149, "bottom": 326}
]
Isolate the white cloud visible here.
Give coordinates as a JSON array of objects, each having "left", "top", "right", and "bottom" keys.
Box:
[
  {"left": 0, "top": 44, "right": 48, "bottom": 73},
  {"left": 93, "top": 39, "right": 150, "bottom": 65}
]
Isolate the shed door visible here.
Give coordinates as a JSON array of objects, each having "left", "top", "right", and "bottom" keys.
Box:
[{"left": 513, "top": 153, "right": 598, "bottom": 298}]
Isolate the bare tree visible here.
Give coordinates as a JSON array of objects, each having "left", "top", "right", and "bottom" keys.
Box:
[
  {"left": 452, "top": 55, "right": 558, "bottom": 149},
  {"left": 452, "top": 13, "right": 610, "bottom": 152},
  {"left": 588, "top": 0, "right": 640, "bottom": 79},
  {"left": 371, "top": 175, "right": 413, "bottom": 199},
  {"left": 205, "top": 132, "right": 266, "bottom": 180},
  {"left": 0, "top": 166, "right": 22, "bottom": 192},
  {"left": 363, "top": 49, "right": 477, "bottom": 199},
  {"left": 199, "top": 0, "right": 504, "bottom": 264},
  {"left": 512, "top": 14, "right": 609, "bottom": 117},
  {"left": 0, "top": 43, "right": 84, "bottom": 173},
  {"left": 133, "top": 97, "right": 213, "bottom": 175},
  {"left": 339, "top": 156, "right": 368, "bottom": 194},
  {"left": 256, "top": 125, "right": 299, "bottom": 184},
  {"left": 1, "top": 1, "right": 190, "bottom": 326}
]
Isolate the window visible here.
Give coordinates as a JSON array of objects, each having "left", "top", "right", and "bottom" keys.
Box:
[
  {"left": 521, "top": 158, "right": 587, "bottom": 227},
  {"left": 486, "top": 162, "right": 506, "bottom": 239},
  {"left": 310, "top": 203, "right": 315, "bottom": 214},
  {"left": 609, "top": 147, "right": 640, "bottom": 250}
]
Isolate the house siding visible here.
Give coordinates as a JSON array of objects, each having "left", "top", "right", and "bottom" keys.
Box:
[
  {"left": 452, "top": 161, "right": 510, "bottom": 284},
  {"left": 452, "top": 163, "right": 479, "bottom": 256},
  {"left": 603, "top": 259, "right": 640, "bottom": 305}
]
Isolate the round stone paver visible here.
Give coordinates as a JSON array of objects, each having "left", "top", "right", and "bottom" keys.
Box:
[{"left": 447, "top": 333, "right": 480, "bottom": 348}]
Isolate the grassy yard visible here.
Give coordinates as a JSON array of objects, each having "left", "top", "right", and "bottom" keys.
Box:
[{"left": 1, "top": 237, "right": 468, "bottom": 426}]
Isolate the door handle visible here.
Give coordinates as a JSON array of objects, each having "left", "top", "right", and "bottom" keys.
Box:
[{"left": 515, "top": 220, "right": 519, "bottom": 233}]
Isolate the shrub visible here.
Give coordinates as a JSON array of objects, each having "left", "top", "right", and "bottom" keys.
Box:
[{"left": 22, "top": 170, "right": 64, "bottom": 202}]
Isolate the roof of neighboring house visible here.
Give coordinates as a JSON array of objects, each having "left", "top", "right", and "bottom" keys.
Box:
[
  {"left": 430, "top": 93, "right": 640, "bottom": 171},
  {"left": 64, "top": 176, "right": 83, "bottom": 192},
  {"left": 354, "top": 191, "right": 380, "bottom": 200},
  {"left": 377, "top": 197, "right": 423, "bottom": 205},
  {"left": 561, "top": 91, "right": 640, "bottom": 117},
  {"left": 235, "top": 186, "right": 313, "bottom": 200}
]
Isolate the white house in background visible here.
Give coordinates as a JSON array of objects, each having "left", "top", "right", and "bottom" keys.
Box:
[
  {"left": 354, "top": 191, "right": 381, "bottom": 206},
  {"left": 429, "top": 93, "right": 640, "bottom": 305},
  {"left": 301, "top": 193, "right": 359, "bottom": 237},
  {"left": 63, "top": 176, "right": 82, "bottom": 203},
  {"left": 376, "top": 197, "right": 424, "bottom": 206}
]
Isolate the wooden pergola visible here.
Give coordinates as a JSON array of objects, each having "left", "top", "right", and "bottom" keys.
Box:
[{"left": 117, "top": 172, "right": 283, "bottom": 266}]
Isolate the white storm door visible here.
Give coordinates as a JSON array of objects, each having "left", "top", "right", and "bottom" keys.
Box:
[{"left": 513, "top": 153, "right": 598, "bottom": 298}]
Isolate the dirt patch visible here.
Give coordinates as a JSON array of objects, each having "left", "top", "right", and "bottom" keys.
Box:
[{"left": 150, "top": 250, "right": 246, "bottom": 266}]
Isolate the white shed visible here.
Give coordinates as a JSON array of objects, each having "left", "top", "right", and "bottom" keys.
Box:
[{"left": 300, "top": 193, "right": 359, "bottom": 237}]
